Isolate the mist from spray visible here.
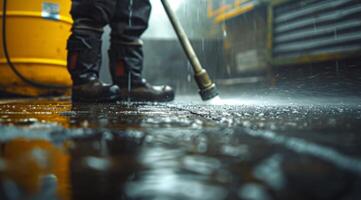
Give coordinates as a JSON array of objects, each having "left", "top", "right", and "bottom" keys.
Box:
[{"left": 204, "top": 96, "right": 263, "bottom": 106}]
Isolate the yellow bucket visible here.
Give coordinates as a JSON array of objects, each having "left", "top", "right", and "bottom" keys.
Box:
[{"left": 0, "top": 0, "right": 72, "bottom": 96}]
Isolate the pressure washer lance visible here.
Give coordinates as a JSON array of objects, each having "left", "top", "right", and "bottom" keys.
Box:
[{"left": 161, "top": 0, "right": 219, "bottom": 101}]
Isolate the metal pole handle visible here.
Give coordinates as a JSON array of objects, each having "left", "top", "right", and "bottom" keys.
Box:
[{"left": 161, "top": 0, "right": 219, "bottom": 100}]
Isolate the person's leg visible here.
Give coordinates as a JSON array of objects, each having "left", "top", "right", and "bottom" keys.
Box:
[
  {"left": 67, "top": 0, "right": 120, "bottom": 102},
  {"left": 108, "top": 0, "right": 174, "bottom": 102}
]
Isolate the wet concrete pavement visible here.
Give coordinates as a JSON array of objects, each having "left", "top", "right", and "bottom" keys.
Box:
[{"left": 0, "top": 96, "right": 361, "bottom": 200}]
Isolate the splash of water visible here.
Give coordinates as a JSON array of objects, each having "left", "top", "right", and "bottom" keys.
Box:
[
  {"left": 204, "top": 96, "right": 243, "bottom": 106},
  {"left": 204, "top": 96, "right": 223, "bottom": 105}
]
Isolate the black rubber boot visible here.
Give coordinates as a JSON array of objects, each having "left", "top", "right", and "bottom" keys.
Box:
[
  {"left": 109, "top": 43, "right": 175, "bottom": 102},
  {"left": 114, "top": 78, "right": 175, "bottom": 102},
  {"left": 67, "top": 35, "right": 120, "bottom": 103},
  {"left": 71, "top": 77, "right": 120, "bottom": 103}
]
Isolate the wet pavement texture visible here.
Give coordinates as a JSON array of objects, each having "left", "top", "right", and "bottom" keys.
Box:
[{"left": 0, "top": 96, "right": 361, "bottom": 200}]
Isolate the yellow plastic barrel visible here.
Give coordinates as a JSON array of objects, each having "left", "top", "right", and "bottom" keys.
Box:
[{"left": 0, "top": 0, "right": 72, "bottom": 96}]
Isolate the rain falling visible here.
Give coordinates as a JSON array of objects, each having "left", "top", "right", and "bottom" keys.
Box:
[{"left": 1, "top": 0, "right": 361, "bottom": 199}]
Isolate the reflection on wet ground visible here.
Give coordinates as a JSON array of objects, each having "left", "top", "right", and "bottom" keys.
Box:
[{"left": 0, "top": 96, "right": 361, "bottom": 199}]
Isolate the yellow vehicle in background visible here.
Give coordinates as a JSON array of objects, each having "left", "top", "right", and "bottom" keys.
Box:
[{"left": 208, "top": 0, "right": 361, "bottom": 88}]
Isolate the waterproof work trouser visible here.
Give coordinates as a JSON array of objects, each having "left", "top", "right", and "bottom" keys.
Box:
[{"left": 67, "top": 0, "right": 151, "bottom": 84}]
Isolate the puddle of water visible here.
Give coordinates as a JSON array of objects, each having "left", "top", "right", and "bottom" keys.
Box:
[
  {"left": 1, "top": 125, "right": 358, "bottom": 200},
  {"left": 0, "top": 97, "right": 360, "bottom": 199}
]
